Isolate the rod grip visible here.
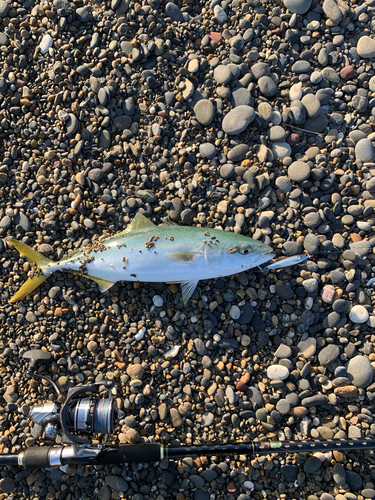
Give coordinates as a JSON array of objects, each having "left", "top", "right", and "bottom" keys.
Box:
[
  {"left": 94, "top": 444, "right": 161, "bottom": 465},
  {"left": 22, "top": 446, "right": 52, "bottom": 469}
]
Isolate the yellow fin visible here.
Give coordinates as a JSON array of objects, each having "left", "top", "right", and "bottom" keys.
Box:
[
  {"left": 70, "top": 271, "right": 115, "bottom": 293},
  {"left": 168, "top": 252, "right": 202, "bottom": 263},
  {"left": 9, "top": 275, "right": 50, "bottom": 303},
  {"left": 7, "top": 237, "right": 53, "bottom": 267},
  {"left": 7, "top": 237, "right": 54, "bottom": 303},
  {"left": 123, "top": 213, "right": 156, "bottom": 234}
]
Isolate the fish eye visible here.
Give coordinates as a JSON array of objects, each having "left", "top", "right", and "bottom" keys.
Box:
[{"left": 239, "top": 244, "right": 251, "bottom": 255}]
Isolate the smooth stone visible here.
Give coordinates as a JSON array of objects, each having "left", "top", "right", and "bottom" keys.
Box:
[
  {"left": 39, "top": 34, "right": 53, "bottom": 54},
  {"left": 302, "top": 278, "right": 318, "bottom": 292},
  {"left": 201, "top": 412, "right": 214, "bottom": 426},
  {"left": 231, "top": 88, "right": 251, "bottom": 107},
  {"left": 213, "top": 4, "right": 227, "bottom": 22},
  {"left": 355, "top": 138, "right": 375, "bottom": 163},
  {"left": 323, "top": 0, "right": 343, "bottom": 23},
  {"left": 301, "top": 94, "right": 321, "bottom": 118},
  {"left": 321, "top": 285, "right": 335, "bottom": 304},
  {"left": 303, "top": 233, "right": 319, "bottom": 253},
  {"left": 194, "top": 100, "right": 215, "bottom": 126},
  {"left": 266, "top": 365, "right": 289, "bottom": 381},
  {"left": 269, "top": 125, "right": 287, "bottom": 142},
  {"left": 0, "top": 1, "right": 9, "bottom": 17},
  {"left": 274, "top": 344, "right": 292, "bottom": 359},
  {"left": 298, "top": 338, "right": 316, "bottom": 358},
  {"left": 228, "top": 144, "right": 249, "bottom": 162},
  {"left": 288, "top": 161, "right": 310, "bottom": 182},
  {"left": 275, "top": 176, "right": 291, "bottom": 193},
  {"left": 220, "top": 164, "right": 235, "bottom": 179},
  {"left": 349, "top": 304, "right": 369, "bottom": 324},
  {"left": 357, "top": 36, "right": 375, "bottom": 59},
  {"left": 322, "top": 67, "right": 340, "bottom": 83},
  {"left": 318, "top": 344, "right": 340, "bottom": 365},
  {"left": 258, "top": 76, "right": 277, "bottom": 97},
  {"left": 76, "top": 6, "right": 90, "bottom": 22},
  {"left": 283, "top": 0, "right": 312, "bottom": 14},
  {"left": 271, "top": 142, "right": 291, "bottom": 159},
  {"left": 251, "top": 62, "right": 270, "bottom": 79},
  {"left": 222, "top": 105, "right": 255, "bottom": 135},
  {"left": 304, "top": 456, "right": 321, "bottom": 473},
  {"left": 214, "top": 65, "right": 232, "bottom": 84},
  {"left": 199, "top": 143, "right": 217, "bottom": 159},
  {"left": 165, "top": 2, "right": 184, "bottom": 21}
]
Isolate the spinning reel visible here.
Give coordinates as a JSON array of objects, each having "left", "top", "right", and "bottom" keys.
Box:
[{"left": 24, "top": 349, "right": 119, "bottom": 446}]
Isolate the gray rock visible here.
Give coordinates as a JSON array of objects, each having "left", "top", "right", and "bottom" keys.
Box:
[
  {"left": 105, "top": 476, "right": 128, "bottom": 492},
  {"left": 275, "top": 176, "right": 292, "bottom": 193},
  {"left": 165, "top": 2, "right": 184, "bottom": 22},
  {"left": 214, "top": 65, "right": 232, "bottom": 84},
  {"left": 169, "top": 197, "right": 183, "bottom": 220},
  {"left": 220, "top": 164, "right": 235, "bottom": 179},
  {"left": 269, "top": 126, "right": 286, "bottom": 142},
  {"left": 288, "top": 161, "right": 310, "bottom": 182},
  {"left": 194, "top": 99, "right": 215, "bottom": 126},
  {"left": 318, "top": 344, "right": 340, "bottom": 365},
  {"left": 275, "top": 284, "right": 294, "bottom": 300},
  {"left": 283, "top": 0, "right": 312, "bottom": 14},
  {"left": 357, "top": 36, "right": 375, "bottom": 59},
  {"left": 355, "top": 138, "right": 375, "bottom": 163},
  {"left": 227, "top": 144, "right": 249, "bottom": 162},
  {"left": 0, "top": 1, "right": 9, "bottom": 17},
  {"left": 199, "top": 143, "right": 217, "bottom": 159},
  {"left": 231, "top": 88, "right": 251, "bottom": 107},
  {"left": 304, "top": 456, "right": 321, "bottom": 473},
  {"left": 322, "top": 0, "right": 343, "bottom": 23},
  {"left": 304, "top": 233, "right": 319, "bottom": 253},
  {"left": 75, "top": 6, "right": 91, "bottom": 22},
  {"left": 251, "top": 63, "right": 270, "bottom": 79},
  {"left": 114, "top": 115, "right": 132, "bottom": 130},
  {"left": 346, "top": 355, "right": 373, "bottom": 388},
  {"left": 301, "top": 94, "right": 321, "bottom": 118},
  {"left": 222, "top": 105, "right": 255, "bottom": 135},
  {"left": 258, "top": 76, "right": 277, "bottom": 97},
  {"left": 0, "top": 77, "right": 7, "bottom": 93}
]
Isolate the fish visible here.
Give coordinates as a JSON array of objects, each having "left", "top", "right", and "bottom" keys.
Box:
[
  {"left": 6, "top": 213, "right": 275, "bottom": 305},
  {"left": 265, "top": 253, "right": 311, "bottom": 270}
]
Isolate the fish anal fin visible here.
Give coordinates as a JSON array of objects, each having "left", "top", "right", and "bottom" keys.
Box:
[
  {"left": 160, "top": 218, "right": 178, "bottom": 227},
  {"left": 181, "top": 281, "right": 199, "bottom": 305},
  {"left": 70, "top": 271, "right": 115, "bottom": 293},
  {"left": 9, "top": 275, "right": 49, "bottom": 303},
  {"left": 168, "top": 252, "right": 202, "bottom": 263},
  {"left": 123, "top": 213, "right": 156, "bottom": 234}
]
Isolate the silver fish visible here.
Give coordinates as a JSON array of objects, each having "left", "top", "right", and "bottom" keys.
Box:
[{"left": 265, "top": 254, "right": 311, "bottom": 270}]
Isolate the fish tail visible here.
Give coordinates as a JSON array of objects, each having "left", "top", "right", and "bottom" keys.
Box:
[{"left": 7, "top": 237, "right": 53, "bottom": 303}]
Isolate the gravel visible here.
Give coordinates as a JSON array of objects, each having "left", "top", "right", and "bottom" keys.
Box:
[{"left": 0, "top": 0, "right": 374, "bottom": 498}]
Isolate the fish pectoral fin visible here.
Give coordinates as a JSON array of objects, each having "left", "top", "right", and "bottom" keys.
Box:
[
  {"left": 167, "top": 252, "right": 202, "bottom": 263},
  {"left": 181, "top": 281, "right": 199, "bottom": 305},
  {"left": 70, "top": 271, "right": 115, "bottom": 293},
  {"left": 123, "top": 213, "right": 156, "bottom": 234}
]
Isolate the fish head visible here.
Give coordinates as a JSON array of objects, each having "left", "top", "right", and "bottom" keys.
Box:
[{"left": 204, "top": 231, "right": 274, "bottom": 272}]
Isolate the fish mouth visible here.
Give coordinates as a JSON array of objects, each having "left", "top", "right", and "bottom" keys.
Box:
[{"left": 252, "top": 252, "right": 275, "bottom": 266}]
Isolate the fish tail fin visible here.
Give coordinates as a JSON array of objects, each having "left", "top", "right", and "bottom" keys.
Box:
[{"left": 7, "top": 237, "right": 53, "bottom": 303}]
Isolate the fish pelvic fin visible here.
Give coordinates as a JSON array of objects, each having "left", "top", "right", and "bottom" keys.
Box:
[
  {"left": 7, "top": 237, "right": 54, "bottom": 303},
  {"left": 181, "top": 280, "right": 199, "bottom": 304}
]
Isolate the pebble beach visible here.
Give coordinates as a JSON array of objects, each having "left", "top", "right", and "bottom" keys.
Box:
[{"left": 1, "top": 0, "right": 375, "bottom": 498}]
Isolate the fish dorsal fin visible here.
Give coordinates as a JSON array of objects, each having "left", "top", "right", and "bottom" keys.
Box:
[
  {"left": 181, "top": 280, "right": 199, "bottom": 304},
  {"left": 123, "top": 213, "right": 156, "bottom": 234},
  {"left": 160, "top": 218, "right": 178, "bottom": 227},
  {"left": 168, "top": 252, "right": 202, "bottom": 263}
]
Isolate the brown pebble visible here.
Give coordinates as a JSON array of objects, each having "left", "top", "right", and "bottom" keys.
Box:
[
  {"left": 240, "top": 372, "right": 251, "bottom": 384},
  {"left": 236, "top": 381, "right": 248, "bottom": 392},
  {"left": 334, "top": 386, "right": 358, "bottom": 401},
  {"left": 226, "top": 481, "right": 237, "bottom": 493},
  {"left": 340, "top": 65, "right": 355, "bottom": 80}
]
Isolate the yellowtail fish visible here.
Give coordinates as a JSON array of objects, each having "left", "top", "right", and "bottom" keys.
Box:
[{"left": 6, "top": 214, "right": 275, "bottom": 305}]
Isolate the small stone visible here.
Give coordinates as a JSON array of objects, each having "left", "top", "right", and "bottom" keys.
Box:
[
  {"left": 274, "top": 344, "right": 292, "bottom": 359},
  {"left": 349, "top": 304, "right": 369, "bottom": 324},
  {"left": 302, "top": 278, "right": 318, "bottom": 292},
  {"left": 165, "top": 2, "right": 184, "bottom": 22},
  {"left": 340, "top": 65, "right": 355, "bottom": 80},
  {"left": 127, "top": 364, "right": 144, "bottom": 380},
  {"left": 194, "top": 100, "right": 215, "bottom": 126},
  {"left": 283, "top": 0, "right": 312, "bottom": 14},
  {"left": 301, "top": 94, "right": 321, "bottom": 118},
  {"left": 153, "top": 295, "right": 164, "bottom": 307},
  {"left": 258, "top": 76, "right": 277, "bottom": 97},
  {"left": 304, "top": 456, "right": 321, "bottom": 474},
  {"left": 298, "top": 337, "right": 316, "bottom": 358},
  {"left": 357, "top": 36, "right": 375, "bottom": 59},
  {"left": 213, "top": 4, "right": 227, "bottom": 22},
  {"left": 39, "top": 34, "right": 53, "bottom": 54},
  {"left": 321, "top": 285, "right": 335, "bottom": 304},
  {"left": 229, "top": 305, "right": 241, "bottom": 320},
  {"left": 222, "top": 106, "right": 255, "bottom": 135},
  {"left": 355, "top": 138, "right": 375, "bottom": 163},
  {"left": 346, "top": 355, "right": 373, "bottom": 388},
  {"left": 288, "top": 161, "right": 310, "bottom": 182},
  {"left": 266, "top": 365, "right": 289, "bottom": 381},
  {"left": 318, "top": 344, "right": 340, "bottom": 365}
]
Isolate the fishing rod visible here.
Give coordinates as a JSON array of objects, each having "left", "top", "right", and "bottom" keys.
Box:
[{"left": 1, "top": 349, "right": 373, "bottom": 470}]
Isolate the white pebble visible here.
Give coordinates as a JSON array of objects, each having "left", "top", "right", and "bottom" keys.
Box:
[
  {"left": 266, "top": 364, "right": 290, "bottom": 380},
  {"left": 305, "top": 296, "right": 314, "bottom": 310},
  {"left": 289, "top": 82, "right": 302, "bottom": 101},
  {"left": 164, "top": 345, "right": 180, "bottom": 358},
  {"left": 241, "top": 334, "right": 250, "bottom": 346},
  {"left": 244, "top": 481, "right": 254, "bottom": 491},
  {"left": 135, "top": 327, "right": 146, "bottom": 341},
  {"left": 39, "top": 34, "right": 53, "bottom": 54},
  {"left": 213, "top": 5, "right": 227, "bottom": 22},
  {"left": 349, "top": 305, "right": 369, "bottom": 324},
  {"left": 152, "top": 295, "right": 164, "bottom": 307},
  {"left": 357, "top": 221, "right": 371, "bottom": 231},
  {"left": 229, "top": 305, "right": 241, "bottom": 320},
  {"left": 367, "top": 277, "right": 375, "bottom": 287},
  {"left": 149, "top": 106, "right": 156, "bottom": 114},
  {"left": 22, "top": 161, "right": 29, "bottom": 171},
  {"left": 213, "top": 334, "right": 221, "bottom": 342}
]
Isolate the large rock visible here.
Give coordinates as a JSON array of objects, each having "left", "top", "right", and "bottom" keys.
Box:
[{"left": 222, "top": 105, "right": 255, "bottom": 135}]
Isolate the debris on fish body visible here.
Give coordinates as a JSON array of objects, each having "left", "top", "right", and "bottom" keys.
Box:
[
  {"left": 6, "top": 214, "right": 274, "bottom": 305},
  {"left": 265, "top": 253, "right": 311, "bottom": 270}
]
